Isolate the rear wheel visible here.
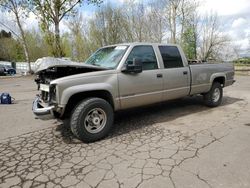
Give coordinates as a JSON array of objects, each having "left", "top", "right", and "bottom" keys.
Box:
[
  {"left": 203, "top": 82, "right": 223, "bottom": 107},
  {"left": 70, "top": 98, "right": 114, "bottom": 143}
]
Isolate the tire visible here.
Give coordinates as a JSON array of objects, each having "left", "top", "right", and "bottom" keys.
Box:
[
  {"left": 203, "top": 82, "right": 223, "bottom": 107},
  {"left": 70, "top": 98, "right": 114, "bottom": 143},
  {"left": 8, "top": 70, "right": 15, "bottom": 75}
]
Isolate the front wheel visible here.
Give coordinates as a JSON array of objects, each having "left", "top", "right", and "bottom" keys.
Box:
[
  {"left": 203, "top": 82, "right": 223, "bottom": 107},
  {"left": 70, "top": 98, "right": 114, "bottom": 143},
  {"left": 8, "top": 70, "right": 15, "bottom": 75}
]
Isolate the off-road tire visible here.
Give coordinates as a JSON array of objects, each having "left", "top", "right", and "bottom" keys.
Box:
[
  {"left": 203, "top": 82, "right": 223, "bottom": 107},
  {"left": 70, "top": 98, "right": 114, "bottom": 143}
]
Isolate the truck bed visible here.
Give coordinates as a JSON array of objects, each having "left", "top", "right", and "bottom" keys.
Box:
[{"left": 189, "top": 62, "right": 234, "bottom": 95}]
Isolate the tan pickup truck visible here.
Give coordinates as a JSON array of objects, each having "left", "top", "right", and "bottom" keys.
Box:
[{"left": 32, "top": 43, "right": 235, "bottom": 142}]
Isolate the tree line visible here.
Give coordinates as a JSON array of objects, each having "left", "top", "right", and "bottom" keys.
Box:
[{"left": 0, "top": 0, "right": 236, "bottom": 73}]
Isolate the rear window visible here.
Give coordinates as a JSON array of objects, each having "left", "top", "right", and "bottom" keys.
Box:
[{"left": 159, "top": 46, "right": 183, "bottom": 68}]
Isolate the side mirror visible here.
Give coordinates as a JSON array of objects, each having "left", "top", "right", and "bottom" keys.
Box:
[{"left": 122, "top": 58, "right": 142, "bottom": 73}]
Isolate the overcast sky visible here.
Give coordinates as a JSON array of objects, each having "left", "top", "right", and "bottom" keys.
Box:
[
  {"left": 198, "top": 0, "right": 250, "bottom": 56},
  {"left": 0, "top": 0, "right": 249, "bottom": 57}
]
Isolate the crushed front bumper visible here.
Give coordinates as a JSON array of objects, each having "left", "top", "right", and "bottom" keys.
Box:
[{"left": 32, "top": 96, "right": 55, "bottom": 120}]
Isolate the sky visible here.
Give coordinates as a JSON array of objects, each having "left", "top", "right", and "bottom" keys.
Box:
[
  {"left": 198, "top": 0, "right": 250, "bottom": 56},
  {"left": 0, "top": 0, "right": 249, "bottom": 57}
]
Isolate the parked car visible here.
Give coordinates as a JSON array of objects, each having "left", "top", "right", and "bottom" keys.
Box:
[
  {"left": 32, "top": 43, "right": 235, "bottom": 142},
  {"left": 0, "top": 64, "right": 16, "bottom": 75}
]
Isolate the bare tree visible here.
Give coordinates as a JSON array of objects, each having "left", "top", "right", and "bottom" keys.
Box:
[
  {"left": 124, "top": 1, "right": 159, "bottom": 42},
  {"left": 67, "top": 13, "right": 93, "bottom": 61},
  {"left": 199, "top": 13, "right": 229, "bottom": 61},
  {"left": 89, "top": 3, "right": 131, "bottom": 46},
  {"left": 145, "top": 1, "right": 165, "bottom": 43},
  {"left": 161, "top": 0, "right": 181, "bottom": 43},
  {"left": 0, "top": 0, "right": 32, "bottom": 73},
  {"left": 122, "top": 1, "right": 147, "bottom": 42}
]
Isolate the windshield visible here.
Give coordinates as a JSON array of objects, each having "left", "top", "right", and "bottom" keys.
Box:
[{"left": 85, "top": 45, "right": 128, "bottom": 69}]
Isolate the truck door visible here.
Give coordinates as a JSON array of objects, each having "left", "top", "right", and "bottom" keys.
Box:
[
  {"left": 118, "top": 45, "right": 164, "bottom": 109},
  {"left": 158, "top": 45, "right": 190, "bottom": 100}
]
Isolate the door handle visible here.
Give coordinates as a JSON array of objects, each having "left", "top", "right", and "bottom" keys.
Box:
[
  {"left": 183, "top": 71, "right": 188, "bottom": 75},
  {"left": 157, "top": 74, "right": 163, "bottom": 78}
]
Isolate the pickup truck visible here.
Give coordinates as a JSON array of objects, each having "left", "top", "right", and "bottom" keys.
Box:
[{"left": 32, "top": 43, "right": 235, "bottom": 142}]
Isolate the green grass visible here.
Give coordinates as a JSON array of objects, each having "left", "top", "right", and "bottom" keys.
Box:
[{"left": 234, "top": 63, "right": 250, "bottom": 67}]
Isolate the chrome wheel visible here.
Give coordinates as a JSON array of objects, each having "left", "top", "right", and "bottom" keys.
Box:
[
  {"left": 212, "top": 88, "right": 220, "bottom": 102},
  {"left": 84, "top": 108, "right": 107, "bottom": 134}
]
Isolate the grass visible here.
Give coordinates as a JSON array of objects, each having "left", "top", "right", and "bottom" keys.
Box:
[{"left": 234, "top": 63, "right": 250, "bottom": 67}]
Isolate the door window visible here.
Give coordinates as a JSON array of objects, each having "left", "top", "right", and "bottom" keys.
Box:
[
  {"left": 159, "top": 46, "right": 183, "bottom": 68},
  {"left": 125, "top": 46, "right": 158, "bottom": 70}
]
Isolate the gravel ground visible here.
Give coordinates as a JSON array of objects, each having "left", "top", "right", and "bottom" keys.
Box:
[{"left": 0, "top": 75, "right": 250, "bottom": 188}]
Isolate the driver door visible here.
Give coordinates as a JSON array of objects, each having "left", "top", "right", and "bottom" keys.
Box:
[{"left": 118, "top": 45, "right": 164, "bottom": 109}]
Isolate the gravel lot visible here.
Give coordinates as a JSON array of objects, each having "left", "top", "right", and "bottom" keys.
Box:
[{"left": 0, "top": 75, "right": 250, "bottom": 188}]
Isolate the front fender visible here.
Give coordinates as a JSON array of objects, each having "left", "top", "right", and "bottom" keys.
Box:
[{"left": 60, "top": 83, "right": 115, "bottom": 106}]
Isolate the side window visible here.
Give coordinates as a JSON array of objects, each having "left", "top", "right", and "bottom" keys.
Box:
[
  {"left": 126, "top": 46, "right": 158, "bottom": 70},
  {"left": 159, "top": 46, "right": 183, "bottom": 68}
]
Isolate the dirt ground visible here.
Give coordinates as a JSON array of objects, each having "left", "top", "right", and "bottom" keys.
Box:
[{"left": 0, "top": 75, "right": 250, "bottom": 188}]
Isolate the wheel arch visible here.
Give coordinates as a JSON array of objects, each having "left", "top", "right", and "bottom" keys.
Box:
[
  {"left": 210, "top": 74, "right": 226, "bottom": 87},
  {"left": 61, "top": 90, "right": 115, "bottom": 119}
]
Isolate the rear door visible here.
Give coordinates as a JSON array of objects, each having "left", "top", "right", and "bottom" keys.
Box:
[
  {"left": 118, "top": 45, "right": 164, "bottom": 109},
  {"left": 158, "top": 45, "right": 190, "bottom": 100}
]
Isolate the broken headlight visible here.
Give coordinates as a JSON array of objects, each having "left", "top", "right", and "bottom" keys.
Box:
[{"left": 49, "top": 84, "right": 57, "bottom": 103}]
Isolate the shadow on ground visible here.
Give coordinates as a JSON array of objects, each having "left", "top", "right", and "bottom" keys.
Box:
[{"left": 56, "top": 95, "right": 243, "bottom": 144}]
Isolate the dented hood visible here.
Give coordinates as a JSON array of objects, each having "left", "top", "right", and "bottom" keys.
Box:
[{"left": 34, "top": 57, "right": 106, "bottom": 73}]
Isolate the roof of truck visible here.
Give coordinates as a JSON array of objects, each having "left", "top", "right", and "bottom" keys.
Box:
[{"left": 103, "top": 42, "right": 179, "bottom": 48}]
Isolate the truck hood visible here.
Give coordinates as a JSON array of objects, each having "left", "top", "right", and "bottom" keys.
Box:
[
  {"left": 34, "top": 57, "right": 106, "bottom": 73},
  {"left": 34, "top": 57, "right": 108, "bottom": 85}
]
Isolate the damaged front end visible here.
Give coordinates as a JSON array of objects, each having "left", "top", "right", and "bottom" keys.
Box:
[{"left": 32, "top": 57, "right": 107, "bottom": 120}]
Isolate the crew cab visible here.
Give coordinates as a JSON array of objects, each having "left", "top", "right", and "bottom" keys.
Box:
[{"left": 32, "top": 43, "right": 235, "bottom": 142}]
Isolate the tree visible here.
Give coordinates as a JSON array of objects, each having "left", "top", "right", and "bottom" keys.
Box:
[
  {"left": 182, "top": 27, "right": 196, "bottom": 59},
  {"left": 67, "top": 13, "right": 94, "bottom": 61},
  {"left": 180, "top": 1, "right": 199, "bottom": 59},
  {"left": 146, "top": 1, "right": 165, "bottom": 43},
  {"left": 161, "top": 0, "right": 181, "bottom": 43},
  {"left": 30, "top": 0, "right": 102, "bottom": 57},
  {"left": 130, "top": 3, "right": 146, "bottom": 42},
  {"left": 0, "top": 0, "right": 32, "bottom": 72},
  {"left": 61, "top": 32, "right": 72, "bottom": 58},
  {"left": 198, "top": 13, "right": 229, "bottom": 61},
  {"left": 0, "top": 29, "right": 24, "bottom": 61},
  {"left": 25, "top": 29, "right": 50, "bottom": 61},
  {"left": 89, "top": 3, "right": 130, "bottom": 46},
  {"left": 123, "top": 1, "right": 162, "bottom": 42}
]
